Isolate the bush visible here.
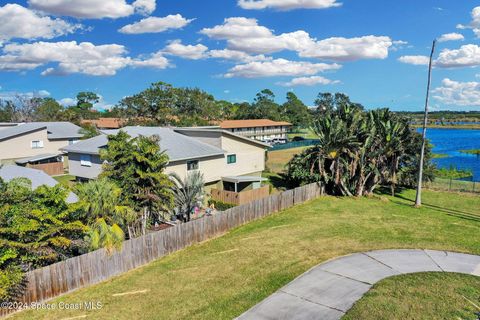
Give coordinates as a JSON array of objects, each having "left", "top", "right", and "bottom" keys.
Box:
[{"left": 207, "top": 199, "right": 236, "bottom": 211}]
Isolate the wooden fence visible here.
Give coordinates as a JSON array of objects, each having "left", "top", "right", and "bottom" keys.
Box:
[
  {"left": 211, "top": 185, "right": 270, "bottom": 205},
  {"left": 2, "top": 182, "right": 323, "bottom": 317},
  {"left": 26, "top": 162, "right": 64, "bottom": 176}
]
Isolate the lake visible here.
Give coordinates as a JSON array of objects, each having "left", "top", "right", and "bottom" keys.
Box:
[{"left": 421, "top": 128, "right": 480, "bottom": 181}]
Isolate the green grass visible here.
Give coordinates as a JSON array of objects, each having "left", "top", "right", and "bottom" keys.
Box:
[
  {"left": 287, "top": 128, "right": 317, "bottom": 139},
  {"left": 460, "top": 149, "right": 480, "bottom": 155},
  {"left": 53, "top": 174, "right": 76, "bottom": 188},
  {"left": 343, "top": 272, "right": 480, "bottom": 320},
  {"left": 10, "top": 189, "right": 480, "bottom": 320},
  {"left": 432, "top": 153, "right": 449, "bottom": 159},
  {"left": 266, "top": 147, "right": 307, "bottom": 173},
  {"left": 426, "top": 178, "right": 479, "bottom": 194}
]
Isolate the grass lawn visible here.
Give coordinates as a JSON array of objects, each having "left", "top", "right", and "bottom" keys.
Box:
[
  {"left": 266, "top": 147, "right": 307, "bottom": 174},
  {"left": 287, "top": 128, "right": 317, "bottom": 139},
  {"left": 343, "top": 272, "right": 480, "bottom": 320},
  {"left": 10, "top": 189, "right": 480, "bottom": 320}
]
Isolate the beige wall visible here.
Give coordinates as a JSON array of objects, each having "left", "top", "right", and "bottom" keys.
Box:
[
  {"left": 0, "top": 129, "right": 72, "bottom": 162},
  {"left": 221, "top": 135, "right": 265, "bottom": 176}
]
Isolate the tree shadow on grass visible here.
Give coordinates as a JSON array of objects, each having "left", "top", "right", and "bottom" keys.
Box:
[{"left": 392, "top": 193, "right": 480, "bottom": 223}]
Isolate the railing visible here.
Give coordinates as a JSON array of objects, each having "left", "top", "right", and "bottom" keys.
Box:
[
  {"left": 425, "top": 178, "right": 479, "bottom": 194},
  {"left": 211, "top": 185, "right": 270, "bottom": 205},
  {"left": 1, "top": 182, "right": 324, "bottom": 317}
]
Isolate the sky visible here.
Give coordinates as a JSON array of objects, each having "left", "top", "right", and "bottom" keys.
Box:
[{"left": 0, "top": 0, "right": 480, "bottom": 111}]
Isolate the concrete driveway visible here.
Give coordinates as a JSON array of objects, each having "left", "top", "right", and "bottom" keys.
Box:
[{"left": 236, "top": 249, "right": 480, "bottom": 320}]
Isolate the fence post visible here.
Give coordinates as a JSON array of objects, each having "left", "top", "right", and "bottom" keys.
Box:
[{"left": 449, "top": 178, "right": 452, "bottom": 191}]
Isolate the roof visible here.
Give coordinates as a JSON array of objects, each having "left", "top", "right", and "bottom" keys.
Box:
[
  {"left": 0, "top": 123, "right": 46, "bottom": 141},
  {"left": 35, "top": 122, "right": 83, "bottom": 139},
  {"left": 173, "top": 128, "right": 271, "bottom": 148},
  {"left": 62, "top": 127, "right": 226, "bottom": 162},
  {"left": 222, "top": 176, "right": 268, "bottom": 183},
  {"left": 0, "top": 165, "right": 78, "bottom": 203},
  {"left": 82, "top": 118, "right": 126, "bottom": 129},
  {"left": 220, "top": 119, "right": 292, "bottom": 129},
  {"left": 0, "top": 122, "right": 82, "bottom": 141},
  {"left": 15, "top": 153, "right": 61, "bottom": 164}
]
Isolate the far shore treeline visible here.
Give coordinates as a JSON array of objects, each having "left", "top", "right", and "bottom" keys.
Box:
[{"left": 1, "top": 82, "right": 480, "bottom": 130}]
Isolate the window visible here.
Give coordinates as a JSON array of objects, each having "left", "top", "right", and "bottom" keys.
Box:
[
  {"left": 80, "top": 154, "right": 92, "bottom": 167},
  {"left": 31, "top": 140, "right": 44, "bottom": 149},
  {"left": 68, "top": 139, "right": 79, "bottom": 145},
  {"left": 227, "top": 154, "right": 237, "bottom": 164},
  {"left": 187, "top": 160, "right": 199, "bottom": 171}
]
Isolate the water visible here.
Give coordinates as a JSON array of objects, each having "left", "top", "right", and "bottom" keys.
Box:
[{"left": 420, "top": 128, "right": 480, "bottom": 181}]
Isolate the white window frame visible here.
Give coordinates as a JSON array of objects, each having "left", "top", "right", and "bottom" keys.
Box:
[
  {"left": 80, "top": 154, "right": 92, "bottom": 167},
  {"left": 31, "top": 140, "right": 44, "bottom": 149}
]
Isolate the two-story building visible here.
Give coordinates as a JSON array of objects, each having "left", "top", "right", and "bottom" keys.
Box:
[
  {"left": 61, "top": 126, "right": 269, "bottom": 196},
  {"left": 0, "top": 122, "right": 83, "bottom": 174},
  {"left": 219, "top": 119, "right": 292, "bottom": 143}
]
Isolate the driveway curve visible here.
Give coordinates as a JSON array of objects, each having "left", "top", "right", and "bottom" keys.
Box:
[{"left": 237, "top": 249, "right": 480, "bottom": 320}]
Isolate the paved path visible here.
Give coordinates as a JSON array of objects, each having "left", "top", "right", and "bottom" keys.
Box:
[{"left": 237, "top": 249, "right": 480, "bottom": 320}]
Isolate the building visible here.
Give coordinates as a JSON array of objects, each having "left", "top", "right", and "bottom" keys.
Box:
[
  {"left": 81, "top": 118, "right": 126, "bottom": 130},
  {"left": 219, "top": 119, "right": 292, "bottom": 143},
  {"left": 61, "top": 127, "right": 268, "bottom": 195},
  {"left": 0, "top": 122, "right": 83, "bottom": 173},
  {"left": 0, "top": 165, "right": 78, "bottom": 203}
]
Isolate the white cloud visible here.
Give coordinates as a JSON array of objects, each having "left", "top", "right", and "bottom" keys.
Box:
[
  {"left": 457, "top": 6, "right": 480, "bottom": 37},
  {"left": 277, "top": 75, "right": 339, "bottom": 86},
  {"left": 438, "top": 32, "right": 464, "bottom": 42},
  {"left": 0, "top": 41, "right": 170, "bottom": 76},
  {"left": 237, "top": 0, "right": 342, "bottom": 10},
  {"left": 298, "top": 35, "right": 392, "bottom": 61},
  {"left": 59, "top": 97, "right": 76, "bottom": 106},
  {"left": 132, "top": 0, "right": 156, "bottom": 15},
  {"left": 201, "top": 17, "right": 392, "bottom": 61},
  {"left": 224, "top": 58, "right": 341, "bottom": 78},
  {"left": 162, "top": 40, "right": 208, "bottom": 60},
  {"left": 208, "top": 49, "right": 269, "bottom": 62},
  {"left": 435, "top": 44, "right": 480, "bottom": 68},
  {"left": 398, "top": 55, "right": 430, "bottom": 66},
  {"left": 119, "top": 14, "right": 194, "bottom": 34},
  {"left": 0, "top": 4, "right": 80, "bottom": 42},
  {"left": 433, "top": 78, "right": 480, "bottom": 106},
  {"left": 28, "top": 0, "right": 155, "bottom": 19}
]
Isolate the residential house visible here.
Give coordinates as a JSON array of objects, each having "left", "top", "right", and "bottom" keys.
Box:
[
  {"left": 62, "top": 126, "right": 268, "bottom": 197},
  {"left": 219, "top": 119, "right": 292, "bottom": 143},
  {"left": 0, "top": 165, "right": 78, "bottom": 203},
  {"left": 0, "top": 122, "right": 83, "bottom": 174},
  {"left": 81, "top": 118, "right": 126, "bottom": 130}
]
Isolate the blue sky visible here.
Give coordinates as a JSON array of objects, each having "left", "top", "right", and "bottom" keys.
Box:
[{"left": 0, "top": 0, "right": 479, "bottom": 111}]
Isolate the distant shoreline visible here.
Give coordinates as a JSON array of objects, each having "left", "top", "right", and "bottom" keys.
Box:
[{"left": 412, "top": 124, "right": 480, "bottom": 130}]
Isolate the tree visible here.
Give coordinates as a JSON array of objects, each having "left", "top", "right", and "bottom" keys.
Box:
[
  {"left": 100, "top": 131, "right": 174, "bottom": 236},
  {"left": 75, "top": 178, "right": 136, "bottom": 239},
  {"left": 85, "top": 218, "right": 124, "bottom": 254},
  {"left": 34, "top": 98, "right": 64, "bottom": 121},
  {"left": 283, "top": 92, "right": 311, "bottom": 129},
  {"left": 0, "top": 178, "right": 87, "bottom": 302},
  {"left": 76, "top": 92, "right": 99, "bottom": 111},
  {"left": 285, "top": 94, "right": 433, "bottom": 197},
  {"left": 169, "top": 171, "right": 205, "bottom": 222}
]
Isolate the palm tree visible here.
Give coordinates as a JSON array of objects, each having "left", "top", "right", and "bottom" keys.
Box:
[
  {"left": 86, "top": 218, "right": 124, "bottom": 254},
  {"left": 169, "top": 171, "right": 205, "bottom": 222}
]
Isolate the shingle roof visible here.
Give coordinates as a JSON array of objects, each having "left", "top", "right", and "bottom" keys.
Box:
[
  {"left": 35, "top": 122, "right": 83, "bottom": 139},
  {"left": 62, "top": 127, "right": 226, "bottom": 162},
  {"left": 0, "top": 122, "right": 82, "bottom": 141},
  {"left": 220, "top": 119, "right": 292, "bottom": 129},
  {"left": 0, "top": 165, "right": 78, "bottom": 203}
]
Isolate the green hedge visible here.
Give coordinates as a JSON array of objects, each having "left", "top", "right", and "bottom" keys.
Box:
[{"left": 207, "top": 199, "right": 236, "bottom": 211}]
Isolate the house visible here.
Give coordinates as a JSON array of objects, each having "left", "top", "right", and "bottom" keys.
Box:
[
  {"left": 0, "top": 165, "right": 78, "bottom": 203},
  {"left": 219, "top": 119, "right": 292, "bottom": 143},
  {"left": 61, "top": 126, "right": 269, "bottom": 197},
  {"left": 0, "top": 122, "right": 83, "bottom": 173},
  {"left": 81, "top": 118, "right": 126, "bottom": 130}
]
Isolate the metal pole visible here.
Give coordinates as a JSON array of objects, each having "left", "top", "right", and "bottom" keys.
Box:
[{"left": 415, "top": 40, "right": 436, "bottom": 207}]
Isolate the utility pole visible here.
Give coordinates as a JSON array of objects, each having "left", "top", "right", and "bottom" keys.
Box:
[{"left": 415, "top": 40, "right": 436, "bottom": 207}]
